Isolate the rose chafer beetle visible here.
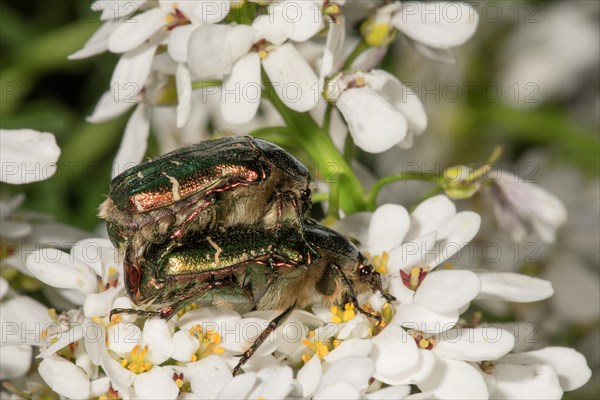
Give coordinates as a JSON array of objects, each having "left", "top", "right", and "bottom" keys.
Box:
[
  {"left": 99, "top": 136, "right": 312, "bottom": 258},
  {"left": 111, "top": 221, "right": 395, "bottom": 374}
]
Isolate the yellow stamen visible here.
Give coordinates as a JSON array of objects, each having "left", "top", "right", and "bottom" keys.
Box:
[
  {"left": 354, "top": 76, "right": 366, "bottom": 87},
  {"left": 409, "top": 267, "right": 421, "bottom": 290},
  {"left": 364, "top": 23, "right": 391, "bottom": 47},
  {"left": 175, "top": 379, "right": 184, "bottom": 388},
  {"left": 126, "top": 344, "right": 153, "bottom": 374},
  {"left": 258, "top": 50, "right": 268, "bottom": 59},
  {"left": 372, "top": 251, "right": 389, "bottom": 274}
]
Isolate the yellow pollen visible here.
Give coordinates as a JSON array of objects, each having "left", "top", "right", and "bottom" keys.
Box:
[
  {"left": 175, "top": 379, "right": 184, "bottom": 388},
  {"left": 324, "top": 3, "right": 340, "bottom": 15},
  {"left": 330, "top": 303, "right": 356, "bottom": 323},
  {"left": 232, "top": 0, "right": 245, "bottom": 9},
  {"left": 372, "top": 251, "right": 389, "bottom": 274},
  {"left": 309, "top": 331, "right": 315, "bottom": 338},
  {"left": 165, "top": 14, "right": 175, "bottom": 23},
  {"left": 354, "top": 76, "right": 366, "bottom": 87},
  {"left": 192, "top": 354, "right": 198, "bottom": 362},
  {"left": 332, "top": 339, "right": 340, "bottom": 348},
  {"left": 317, "top": 344, "right": 329, "bottom": 358},
  {"left": 109, "top": 314, "right": 123, "bottom": 327},
  {"left": 409, "top": 267, "right": 421, "bottom": 290},
  {"left": 364, "top": 23, "right": 391, "bottom": 47},
  {"left": 258, "top": 50, "right": 268, "bottom": 59},
  {"left": 126, "top": 344, "right": 153, "bottom": 374},
  {"left": 212, "top": 346, "right": 225, "bottom": 354},
  {"left": 302, "top": 354, "right": 311, "bottom": 363},
  {"left": 99, "top": 396, "right": 108, "bottom": 400}
]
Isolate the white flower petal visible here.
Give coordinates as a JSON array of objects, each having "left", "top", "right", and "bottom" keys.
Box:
[
  {"left": 256, "top": 366, "right": 296, "bottom": 399},
  {"left": 220, "top": 318, "right": 276, "bottom": 357},
  {"left": 477, "top": 272, "right": 554, "bottom": 302},
  {"left": 107, "top": 322, "right": 142, "bottom": 355},
  {"left": 108, "top": 8, "right": 165, "bottom": 53},
  {"left": 26, "top": 249, "right": 97, "bottom": 293},
  {"left": 435, "top": 328, "right": 514, "bottom": 361},
  {"left": 176, "top": 63, "right": 192, "bottom": 128},
  {"left": 285, "top": 0, "right": 324, "bottom": 42},
  {"left": 319, "top": 356, "right": 374, "bottom": 392},
  {"left": 314, "top": 381, "right": 360, "bottom": 400},
  {"left": 187, "top": 24, "right": 255, "bottom": 80},
  {"left": 171, "top": 329, "right": 200, "bottom": 362},
  {"left": 297, "top": 354, "right": 322, "bottom": 397},
  {"left": 112, "top": 104, "right": 150, "bottom": 178},
  {"left": 491, "top": 363, "right": 562, "bottom": 399},
  {"left": 337, "top": 86, "right": 408, "bottom": 153},
  {"left": 367, "top": 204, "right": 410, "bottom": 254},
  {"left": 414, "top": 270, "right": 481, "bottom": 313},
  {"left": 83, "top": 286, "right": 122, "bottom": 318},
  {"left": 189, "top": 0, "right": 230, "bottom": 24},
  {"left": 263, "top": 43, "right": 319, "bottom": 113},
  {"left": 96, "top": 0, "right": 146, "bottom": 21},
  {"left": 176, "top": 307, "right": 241, "bottom": 331},
  {"left": 367, "top": 71, "right": 427, "bottom": 145},
  {"left": 0, "top": 345, "right": 32, "bottom": 380},
  {"left": 167, "top": 24, "right": 196, "bottom": 63},
  {"left": 188, "top": 354, "right": 233, "bottom": 398},
  {"left": 391, "top": 303, "right": 458, "bottom": 334},
  {"left": 428, "top": 211, "right": 481, "bottom": 269},
  {"left": 134, "top": 366, "right": 179, "bottom": 400},
  {"left": 387, "top": 233, "right": 437, "bottom": 275},
  {"left": 110, "top": 43, "right": 157, "bottom": 101},
  {"left": 142, "top": 318, "right": 174, "bottom": 364},
  {"left": 216, "top": 372, "right": 257, "bottom": 399},
  {"left": 366, "top": 385, "right": 412, "bottom": 400},
  {"left": 252, "top": 14, "right": 292, "bottom": 45},
  {"left": 38, "top": 325, "right": 84, "bottom": 358},
  {"left": 38, "top": 354, "right": 91, "bottom": 399},
  {"left": 69, "top": 19, "right": 120, "bottom": 59},
  {"left": 333, "top": 212, "right": 372, "bottom": 246},
  {"left": 325, "top": 338, "right": 373, "bottom": 364},
  {"left": 221, "top": 52, "right": 262, "bottom": 124},
  {"left": 86, "top": 90, "right": 135, "bottom": 123},
  {"left": 393, "top": 2, "right": 479, "bottom": 48},
  {"left": 407, "top": 195, "right": 456, "bottom": 240},
  {"left": 91, "top": 377, "right": 111, "bottom": 398},
  {"left": 408, "top": 39, "right": 457, "bottom": 64},
  {"left": 499, "top": 347, "right": 592, "bottom": 392},
  {"left": 417, "top": 357, "right": 488, "bottom": 399},
  {"left": 0, "top": 129, "right": 60, "bottom": 184},
  {"left": 320, "top": 19, "right": 345, "bottom": 84},
  {"left": 371, "top": 325, "right": 420, "bottom": 383}
]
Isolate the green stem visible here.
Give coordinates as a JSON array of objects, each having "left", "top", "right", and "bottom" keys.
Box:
[
  {"left": 366, "top": 171, "right": 442, "bottom": 211},
  {"left": 323, "top": 103, "right": 333, "bottom": 134},
  {"left": 191, "top": 80, "right": 222, "bottom": 90},
  {"left": 261, "top": 70, "right": 366, "bottom": 213},
  {"left": 342, "top": 40, "right": 370, "bottom": 71}
]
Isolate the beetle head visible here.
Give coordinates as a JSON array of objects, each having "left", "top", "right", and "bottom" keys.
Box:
[
  {"left": 357, "top": 254, "right": 396, "bottom": 302},
  {"left": 253, "top": 138, "right": 310, "bottom": 182}
]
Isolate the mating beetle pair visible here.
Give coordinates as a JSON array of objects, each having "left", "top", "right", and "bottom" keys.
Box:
[{"left": 101, "top": 136, "right": 394, "bottom": 374}]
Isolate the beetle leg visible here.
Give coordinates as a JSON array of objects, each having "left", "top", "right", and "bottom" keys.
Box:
[
  {"left": 330, "top": 263, "right": 383, "bottom": 324},
  {"left": 232, "top": 304, "right": 295, "bottom": 376},
  {"left": 109, "top": 308, "right": 160, "bottom": 321}
]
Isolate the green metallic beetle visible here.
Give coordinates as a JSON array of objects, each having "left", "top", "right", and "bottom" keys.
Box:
[
  {"left": 111, "top": 221, "right": 395, "bottom": 374},
  {"left": 99, "top": 136, "right": 312, "bottom": 259}
]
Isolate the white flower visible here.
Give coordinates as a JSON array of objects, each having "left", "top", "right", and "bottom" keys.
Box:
[
  {"left": 0, "top": 281, "right": 52, "bottom": 380},
  {"left": 0, "top": 129, "right": 60, "bottom": 184},
  {"left": 391, "top": 1, "right": 479, "bottom": 64},
  {"left": 38, "top": 354, "right": 91, "bottom": 399},
  {"left": 326, "top": 70, "right": 427, "bottom": 153},
  {"left": 490, "top": 170, "right": 568, "bottom": 243},
  {"left": 26, "top": 238, "right": 123, "bottom": 317}
]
